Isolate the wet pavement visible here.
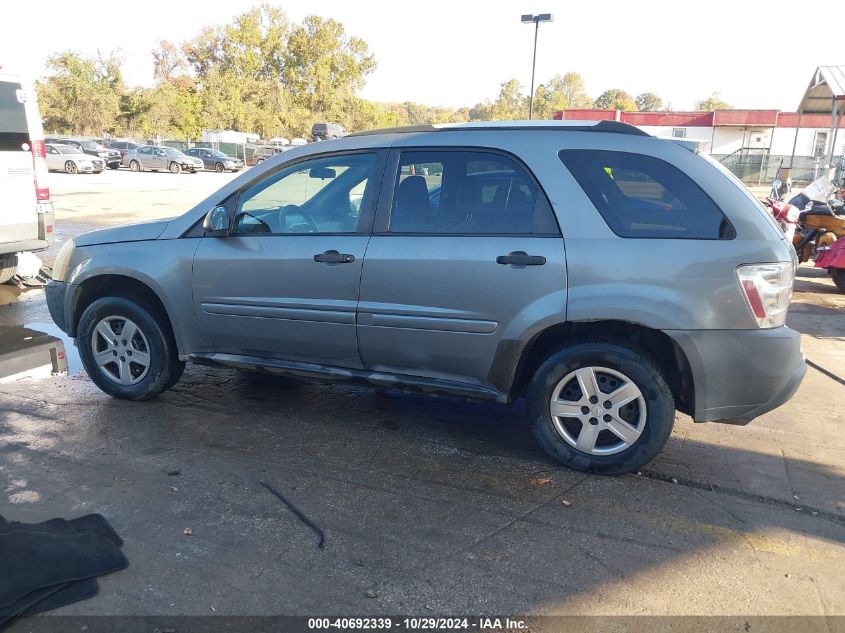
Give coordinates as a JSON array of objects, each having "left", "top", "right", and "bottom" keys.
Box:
[{"left": 0, "top": 174, "right": 844, "bottom": 625}]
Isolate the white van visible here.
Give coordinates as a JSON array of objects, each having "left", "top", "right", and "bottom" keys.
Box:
[{"left": 0, "top": 71, "right": 54, "bottom": 283}]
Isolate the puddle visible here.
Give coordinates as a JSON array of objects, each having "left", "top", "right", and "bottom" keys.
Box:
[{"left": 0, "top": 322, "right": 81, "bottom": 383}]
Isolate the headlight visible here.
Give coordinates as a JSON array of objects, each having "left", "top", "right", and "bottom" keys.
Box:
[{"left": 52, "top": 239, "right": 75, "bottom": 282}]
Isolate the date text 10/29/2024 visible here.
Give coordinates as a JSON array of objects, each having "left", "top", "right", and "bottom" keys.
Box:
[{"left": 307, "top": 617, "right": 528, "bottom": 630}]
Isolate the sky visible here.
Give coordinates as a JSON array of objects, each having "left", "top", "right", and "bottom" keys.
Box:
[{"left": 2, "top": 0, "right": 843, "bottom": 112}]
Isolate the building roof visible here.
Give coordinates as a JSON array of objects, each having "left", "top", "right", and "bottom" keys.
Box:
[
  {"left": 554, "top": 109, "right": 842, "bottom": 128},
  {"left": 797, "top": 65, "right": 845, "bottom": 116}
]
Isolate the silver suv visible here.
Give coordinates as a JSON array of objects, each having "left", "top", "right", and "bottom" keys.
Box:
[{"left": 45, "top": 121, "right": 805, "bottom": 474}]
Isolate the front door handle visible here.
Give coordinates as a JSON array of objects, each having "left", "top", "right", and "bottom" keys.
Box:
[
  {"left": 314, "top": 250, "right": 355, "bottom": 264},
  {"left": 496, "top": 251, "right": 546, "bottom": 266}
]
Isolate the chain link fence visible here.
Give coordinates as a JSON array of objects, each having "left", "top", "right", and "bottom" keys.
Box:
[{"left": 716, "top": 153, "right": 845, "bottom": 188}]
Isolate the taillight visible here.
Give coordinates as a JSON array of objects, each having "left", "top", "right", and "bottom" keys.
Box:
[
  {"left": 736, "top": 263, "right": 794, "bottom": 328},
  {"left": 30, "top": 139, "right": 50, "bottom": 201}
]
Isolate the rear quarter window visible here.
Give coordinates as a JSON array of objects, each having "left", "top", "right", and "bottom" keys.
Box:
[
  {"left": 559, "top": 149, "right": 735, "bottom": 239},
  {"left": 0, "top": 81, "right": 28, "bottom": 135}
]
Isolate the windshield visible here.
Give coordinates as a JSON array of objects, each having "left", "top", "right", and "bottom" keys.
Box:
[
  {"left": 209, "top": 149, "right": 229, "bottom": 158},
  {"left": 166, "top": 148, "right": 186, "bottom": 157},
  {"left": 57, "top": 145, "right": 83, "bottom": 155},
  {"left": 80, "top": 140, "right": 103, "bottom": 150}
]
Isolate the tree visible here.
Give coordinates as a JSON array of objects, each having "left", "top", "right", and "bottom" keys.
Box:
[
  {"left": 152, "top": 40, "right": 189, "bottom": 82},
  {"left": 36, "top": 51, "right": 124, "bottom": 135},
  {"left": 594, "top": 89, "right": 637, "bottom": 111},
  {"left": 695, "top": 91, "right": 733, "bottom": 111},
  {"left": 532, "top": 72, "right": 593, "bottom": 119},
  {"left": 283, "top": 15, "right": 376, "bottom": 117},
  {"left": 635, "top": 92, "right": 663, "bottom": 112},
  {"left": 471, "top": 79, "right": 527, "bottom": 121}
]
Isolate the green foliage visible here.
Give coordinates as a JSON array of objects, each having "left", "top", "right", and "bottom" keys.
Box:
[
  {"left": 470, "top": 79, "right": 528, "bottom": 121},
  {"left": 531, "top": 72, "right": 593, "bottom": 119},
  {"left": 36, "top": 51, "right": 125, "bottom": 136},
  {"left": 695, "top": 91, "right": 733, "bottom": 111},
  {"left": 594, "top": 89, "right": 638, "bottom": 111},
  {"left": 635, "top": 92, "right": 663, "bottom": 112}
]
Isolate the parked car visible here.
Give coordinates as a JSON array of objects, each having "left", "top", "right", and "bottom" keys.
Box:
[
  {"left": 185, "top": 147, "right": 244, "bottom": 172},
  {"left": 104, "top": 140, "right": 141, "bottom": 166},
  {"left": 44, "top": 138, "right": 121, "bottom": 169},
  {"left": 45, "top": 143, "right": 104, "bottom": 174},
  {"left": 251, "top": 144, "right": 287, "bottom": 165},
  {"left": 125, "top": 146, "right": 203, "bottom": 174},
  {"left": 0, "top": 71, "right": 54, "bottom": 283},
  {"left": 45, "top": 121, "right": 805, "bottom": 475},
  {"left": 311, "top": 122, "right": 346, "bottom": 142}
]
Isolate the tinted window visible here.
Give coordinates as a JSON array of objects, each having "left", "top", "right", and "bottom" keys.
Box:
[
  {"left": 0, "top": 81, "right": 28, "bottom": 134},
  {"left": 234, "top": 153, "right": 375, "bottom": 235},
  {"left": 388, "top": 150, "right": 558, "bottom": 235},
  {"left": 559, "top": 150, "right": 734, "bottom": 239}
]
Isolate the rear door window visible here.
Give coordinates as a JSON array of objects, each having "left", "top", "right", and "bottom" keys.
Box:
[
  {"left": 559, "top": 149, "right": 734, "bottom": 239},
  {"left": 388, "top": 150, "right": 559, "bottom": 235}
]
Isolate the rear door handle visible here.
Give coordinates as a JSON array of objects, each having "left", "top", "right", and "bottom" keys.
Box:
[
  {"left": 314, "top": 250, "right": 355, "bottom": 264},
  {"left": 496, "top": 251, "right": 546, "bottom": 266}
]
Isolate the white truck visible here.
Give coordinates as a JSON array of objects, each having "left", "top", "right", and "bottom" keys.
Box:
[{"left": 0, "top": 71, "right": 54, "bottom": 283}]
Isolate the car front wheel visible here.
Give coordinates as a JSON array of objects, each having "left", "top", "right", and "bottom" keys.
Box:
[
  {"left": 169, "top": 161, "right": 182, "bottom": 174},
  {"left": 528, "top": 340, "right": 674, "bottom": 475},
  {"left": 77, "top": 296, "right": 185, "bottom": 400}
]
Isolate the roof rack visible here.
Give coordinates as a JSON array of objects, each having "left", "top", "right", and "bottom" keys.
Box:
[{"left": 347, "top": 119, "right": 649, "bottom": 138}]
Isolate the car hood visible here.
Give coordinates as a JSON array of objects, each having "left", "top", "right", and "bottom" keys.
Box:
[{"left": 75, "top": 219, "right": 172, "bottom": 246}]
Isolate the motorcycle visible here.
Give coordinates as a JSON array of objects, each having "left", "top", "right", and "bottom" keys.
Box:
[
  {"left": 815, "top": 235, "right": 845, "bottom": 293},
  {"left": 764, "top": 176, "right": 845, "bottom": 263}
]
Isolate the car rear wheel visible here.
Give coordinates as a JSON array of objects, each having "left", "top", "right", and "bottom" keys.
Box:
[
  {"left": 0, "top": 254, "right": 17, "bottom": 284},
  {"left": 65, "top": 161, "right": 77, "bottom": 174},
  {"left": 169, "top": 162, "right": 182, "bottom": 175},
  {"left": 214, "top": 162, "right": 224, "bottom": 173},
  {"left": 528, "top": 340, "right": 674, "bottom": 475},
  {"left": 77, "top": 296, "right": 185, "bottom": 400},
  {"left": 129, "top": 160, "right": 140, "bottom": 172}
]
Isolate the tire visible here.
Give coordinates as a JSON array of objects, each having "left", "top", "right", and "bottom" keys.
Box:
[
  {"left": 214, "top": 162, "right": 224, "bottom": 173},
  {"left": 169, "top": 161, "right": 182, "bottom": 175},
  {"left": 76, "top": 296, "right": 185, "bottom": 400},
  {"left": 832, "top": 268, "right": 845, "bottom": 293},
  {"left": 255, "top": 157, "right": 265, "bottom": 164},
  {"left": 129, "top": 160, "right": 140, "bottom": 172},
  {"left": 0, "top": 254, "right": 17, "bottom": 284},
  {"left": 527, "top": 340, "right": 674, "bottom": 475},
  {"left": 65, "top": 161, "right": 77, "bottom": 174}
]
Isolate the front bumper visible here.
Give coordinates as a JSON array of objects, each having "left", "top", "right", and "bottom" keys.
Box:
[
  {"left": 46, "top": 280, "right": 70, "bottom": 335},
  {"left": 665, "top": 326, "right": 806, "bottom": 424}
]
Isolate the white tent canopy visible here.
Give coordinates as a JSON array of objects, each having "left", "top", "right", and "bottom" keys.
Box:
[{"left": 790, "top": 66, "right": 845, "bottom": 169}]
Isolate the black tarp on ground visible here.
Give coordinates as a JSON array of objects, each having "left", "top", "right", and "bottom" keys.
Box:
[{"left": 0, "top": 513, "right": 127, "bottom": 630}]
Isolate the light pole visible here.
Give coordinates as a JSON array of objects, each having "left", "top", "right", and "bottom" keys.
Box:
[{"left": 521, "top": 13, "right": 554, "bottom": 120}]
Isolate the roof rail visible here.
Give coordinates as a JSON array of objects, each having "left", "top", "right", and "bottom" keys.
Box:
[{"left": 347, "top": 119, "right": 649, "bottom": 138}]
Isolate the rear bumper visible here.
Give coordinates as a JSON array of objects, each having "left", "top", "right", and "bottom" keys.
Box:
[
  {"left": 0, "top": 239, "right": 49, "bottom": 256},
  {"left": 665, "top": 326, "right": 806, "bottom": 424}
]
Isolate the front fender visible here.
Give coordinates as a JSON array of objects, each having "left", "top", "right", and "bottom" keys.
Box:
[{"left": 65, "top": 239, "right": 200, "bottom": 355}]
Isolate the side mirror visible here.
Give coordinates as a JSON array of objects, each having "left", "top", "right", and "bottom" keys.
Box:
[{"left": 203, "top": 206, "right": 231, "bottom": 236}]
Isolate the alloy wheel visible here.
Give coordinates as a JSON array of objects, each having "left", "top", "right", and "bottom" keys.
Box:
[
  {"left": 549, "top": 366, "right": 646, "bottom": 455},
  {"left": 90, "top": 316, "right": 151, "bottom": 385}
]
